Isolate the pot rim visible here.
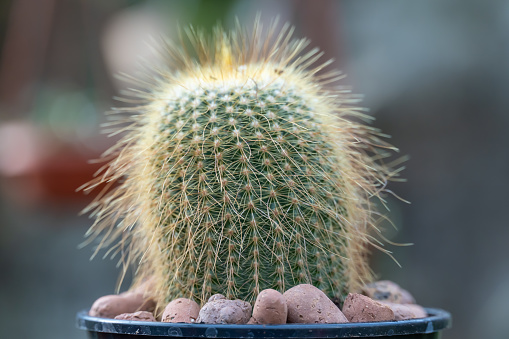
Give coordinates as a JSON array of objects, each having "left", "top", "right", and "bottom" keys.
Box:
[{"left": 76, "top": 307, "right": 451, "bottom": 338}]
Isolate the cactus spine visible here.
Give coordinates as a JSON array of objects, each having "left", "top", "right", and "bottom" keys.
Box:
[{"left": 83, "top": 22, "right": 399, "bottom": 308}]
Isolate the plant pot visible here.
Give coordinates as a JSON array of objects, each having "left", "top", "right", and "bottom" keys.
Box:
[{"left": 76, "top": 308, "right": 451, "bottom": 339}]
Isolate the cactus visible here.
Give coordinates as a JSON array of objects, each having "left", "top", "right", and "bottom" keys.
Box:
[{"left": 82, "top": 21, "right": 400, "bottom": 309}]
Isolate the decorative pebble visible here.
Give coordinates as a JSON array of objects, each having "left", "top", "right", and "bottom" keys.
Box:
[
  {"left": 250, "top": 289, "right": 288, "bottom": 324},
  {"left": 342, "top": 293, "right": 395, "bottom": 323},
  {"left": 283, "top": 284, "right": 348, "bottom": 324},
  {"left": 114, "top": 311, "right": 156, "bottom": 321},
  {"left": 380, "top": 301, "right": 427, "bottom": 320},
  {"left": 208, "top": 294, "right": 226, "bottom": 302},
  {"left": 89, "top": 292, "right": 156, "bottom": 319},
  {"left": 361, "top": 280, "right": 416, "bottom": 304},
  {"left": 197, "top": 295, "right": 252, "bottom": 324},
  {"left": 162, "top": 298, "right": 200, "bottom": 323}
]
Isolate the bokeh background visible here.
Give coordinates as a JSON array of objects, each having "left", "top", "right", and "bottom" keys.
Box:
[{"left": 1, "top": 0, "right": 508, "bottom": 338}]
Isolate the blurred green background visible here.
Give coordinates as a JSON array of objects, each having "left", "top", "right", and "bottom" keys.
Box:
[{"left": 1, "top": 0, "right": 508, "bottom": 338}]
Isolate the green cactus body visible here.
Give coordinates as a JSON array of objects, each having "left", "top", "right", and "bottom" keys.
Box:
[{"left": 83, "top": 23, "right": 398, "bottom": 308}]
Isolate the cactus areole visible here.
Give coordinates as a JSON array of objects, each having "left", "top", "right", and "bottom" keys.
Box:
[{"left": 82, "top": 21, "right": 401, "bottom": 310}]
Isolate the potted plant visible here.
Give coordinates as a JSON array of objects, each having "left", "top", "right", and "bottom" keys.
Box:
[{"left": 77, "top": 20, "right": 451, "bottom": 338}]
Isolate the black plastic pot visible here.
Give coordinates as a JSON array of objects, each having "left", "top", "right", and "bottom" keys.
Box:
[{"left": 76, "top": 308, "right": 451, "bottom": 339}]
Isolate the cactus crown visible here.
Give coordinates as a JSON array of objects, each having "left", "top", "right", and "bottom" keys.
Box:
[{"left": 82, "top": 20, "right": 400, "bottom": 308}]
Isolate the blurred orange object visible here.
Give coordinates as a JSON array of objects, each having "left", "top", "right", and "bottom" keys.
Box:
[{"left": 0, "top": 121, "right": 107, "bottom": 207}]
